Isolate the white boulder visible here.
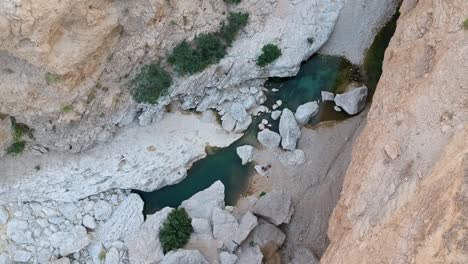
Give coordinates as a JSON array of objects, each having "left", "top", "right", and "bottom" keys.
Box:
[
  {"left": 181, "top": 181, "right": 225, "bottom": 220},
  {"left": 126, "top": 207, "right": 173, "bottom": 264},
  {"left": 192, "top": 218, "right": 212, "bottom": 235},
  {"left": 236, "top": 145, "right": 255, "bottom": 165},
  {"left": 49, "top": 225, "right": 90, "bottom": 256},
  {"left": 161, "top": 249, "right": 208, "bottom": 264},
  {"left": 279, "top": 149, "right": 306, "bottom": 166},
  {"left": 248, "top": 221, "right": 286, "bottom": 248},
  {"left": 334, "top": 85, "right": 368, "bottom": 115},
  {"left": 219, "top": 252, "right": 238, "bottom": 264},
  {"left": 257, "top": 129, "right": 281, "bottom": 148},
  {"left": 279, "top": 109, "right": 301, "bottom": 150},
  {"left": 252, "top": 190, "right": 294, "bottom": 226},
  {"left": 321, "top": 91, "right": 335, "bottom": 101},
  {"left": 237, "top": 245, "right": 263, "bottom": 264},
  {"left": 82, "top": 214, "right": 97, "bottom": 229},
  {"left": 94, "top": 200, "right": 113, "bottom": 221},
  {"left": 295, "top": 102, "right": 319, "bottom": 125},
  {"left": 290, "top": 247, "right": 319, "bottom": 264},
  {"left": 271, "top": 110, "right": 282, "bottom": 120},
  {"left": 0, "top": 206, "right": 9, "bottom": 224},
  {"left": 96, "top": 194, "right": 144, "bottom": 242},
  {"left": 104, "top": 247, "right": 120, "bottom": 264}
]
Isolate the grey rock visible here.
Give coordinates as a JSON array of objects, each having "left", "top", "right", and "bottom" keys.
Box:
[
  {"left": 58, "top": 203, "right": 80, "bottom": 222},
  {"left": 229, "top": 103, "right": 248, "bottom": 122},
  {"left": 321, "top": 91, "right": 335, "bottom": 101},
  {"left": 278, "top": 149, "right": 306, "bottom": 166},
  {"left": 243, "top": 96, "right": 257, "bottom": 110},
  {"left": 0, "top": 253, "right": 8, "bottom": 264},
  {"left": 219, "top": 252, "right": 238, "bottom": 264},
  {"left": 248, "top": 221, "right": 286, "bottom": 248},
  {"left": 192, "top": 218, "right": 212, "bottom": 235},
  {"left": 236, "top": 145, "right": 255, "bottom": 165},
  {"left": 12, "top": 250, "right": 32, "bottom": 263},
  {"left": 48, "top": 216, "right": 65, "bottom": 225},
  {"left": 252, "top": 190, "right": 294, "bottom": 226},
  {"left": 94, "top": 200, "right": 113, "bottom": 221},
  {"left": 87, "top": 241, "right": 104, "bottom": 264},
  {"left": 221, "top": 113, "right": 236, "bottom": 132},
  {"left": 279, "top": 109, "right": 301, "bottom": 150},
  {"left": 212, "top": 207, "right": 239, "bottom": 252},
  {"left": 82, "top": 214, "right": 97, "bottom": 229},
  {"left": 257, "top": 129, "right": 281, "bottom": 148},
  {"left": 126, "top": 207, "right": 173, "bottom": 264},
  {"left": 0, "top": 206, "right": 8, "bottom": 224},
  {"left": 181, "top": 181, "right": 225, "bottom": 220},
  {"left": 235, "top": 212, "right": 258, "bottom": 246},
  {"left": 294, "top": 102, "right": 319, "bottom": 125},
  {"left": 48, "top": 258, "right": 71, "bottom": 264},
  {"left": 104, "top": 248, "right": 119, "bottom": 264},
  {"left": 290, "top": 247, "right": 319, "bottom": 264},
  {"left": 161, "top": 250, "right": 208, "bottom": 264},
  {"left": 6, "top": 219, "right": 32, "bottom": 244},
  {"left": 234, "top": 115, "right": 252, "bottom": 133},
  {"left": 271, "top": 110, "right": 282, "bottom": 120},
  {"left": 237, "top": 246, "right": 263, "bottom": 264},
  {"left": 96, "top": 194, "right": 144, "bottom": 243},
  {"left": 49, "top": 225, "right": 90, "bottom": 256},
  {"left": 334, "top": 85, "right": 368, "bottom": 115}
]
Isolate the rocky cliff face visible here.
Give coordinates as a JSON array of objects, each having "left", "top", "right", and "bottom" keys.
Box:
[
  {"left": 0, "top": 0, "right": 340, "bottom": 153},
  {"left": 322, "top": 0, "right": 468, "bottom": 263}
]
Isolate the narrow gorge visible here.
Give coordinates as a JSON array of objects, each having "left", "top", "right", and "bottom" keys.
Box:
[{"left": 0, "top": 0, "right": 466, "bottom": 263}]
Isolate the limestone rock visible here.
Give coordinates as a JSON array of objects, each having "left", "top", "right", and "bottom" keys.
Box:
[
  {"left": 192, "top": 218, "right": 212, "bottom": 235},
  {"left": 6, "top": 219, "right": 33, "bottom": 244},
  {"left": 257, "top": 129, "right": 281, "bottom": 148},
  {"left": 212, "top": 207, "right": 239, "bottom": 251},
  {"left": 0, "top": 206, "right": 9, "bottom": 224},
  {"left": 161, "top": 249, "right": 208, "bottom": 264},
  {"left": 321, "top": 91, "right": 335, "bottom": 101},
  {"left": 234, "top": 115, "right": 252, "bottom": 133},
  {"left": 48, "top": 258, "right": 71, "bottom": 264},
  {"left": 96, "top": 194, "right": 144, "bottom": 242},
  {"left": 334, "top": 86, "right": 368, "bottom": 115},
  {"left": 279, "top": 109, "right": 301, "bottom": 150},
  {"left": 271, "top": 110, "right": 282, "bottom": 120},
  {"left": 49, "top": 226, "right": 90, "bottom": 256},
  {"left": 236, "top": 245, "right": 263, "bottom": 264},
  {"left": 82, "top": 214, "right": 97, "bottom": 229},
  {"left": 126, "top": 207, "right": 173, "bottom": 264},
  {"left": 12, "top": 249, "right": 32, "bottom": 263},
  {"left": 230, "top": 103, "right": 248, "bottom": 122},
  {"left": 252, "top": 190, "right": 294, "bottom": 226},
  {"left": 235, "top": 211, "right": 258, "bottom": 246},
  {"left": 248, "top": 222, "right": 286, "bottom": 248},
  {"left": 236, "top": 145, "right": 255, "bottom": 165},
  {"left": 384, "top": 141, "right": 400, "bottom": 160},
  {"left": 295, "top": 102, "right": 319, "bottom": 125},
  {"left": 290, "top": 247, "right": 319, "bottom": 264},
  {"left": 104, "top": 247, "right": 119, "bottom": 264},
  {"left": 181, "top": 181, "right": 225, "bottom": 220},
  {"left": 58, "top": 203, "right": 80, "bottom": 222},
  {"left": 219, "top": 252, "right": 238, "bottom": 264},
  {"left": 94, "top": 200, "right": 113, "bottom": 221}
]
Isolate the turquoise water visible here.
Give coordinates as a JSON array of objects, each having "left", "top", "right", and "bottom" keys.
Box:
[{"left": 134, "top": 14, "right": 399, "bottom": 215}]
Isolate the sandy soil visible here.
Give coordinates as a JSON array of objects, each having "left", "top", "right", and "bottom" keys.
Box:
[
  {"left": 319, "top": 0, "right": 399, "bottom": 64},
  {"left": 240, "top": 110, "right": 368, "bottom": 260}
]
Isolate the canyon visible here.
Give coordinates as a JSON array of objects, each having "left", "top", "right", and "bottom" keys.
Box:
[{"left": 0, "top": 0, "right": 467, "bottom": 263}]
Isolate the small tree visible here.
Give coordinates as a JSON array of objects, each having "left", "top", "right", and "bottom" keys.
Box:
[
  {"left": 6, "top": 141, "right": 26, "bottom": 156},
  {"left": 159, "top": 208, "right": 193, "bottom": 253},
  {"left": 257, "top": 44, "right": 282, "bottom": 67},
  {"left": 194, "top": 33, "right": 227, "bottom": 67},
  {"left": 220, "top": 12, "right": 250, "bottom": 46},
  {"left": 130, "top": 64, "right": 172, "bottom": 104}
]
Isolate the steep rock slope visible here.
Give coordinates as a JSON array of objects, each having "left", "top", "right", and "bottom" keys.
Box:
[{"left": 322, "top": 0, "right": 468, "bottom": 263}]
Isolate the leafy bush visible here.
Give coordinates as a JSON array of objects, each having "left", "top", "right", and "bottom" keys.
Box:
[
  {"left": 226, "top": 0, "right": 242, "bottom": 4},
  {"left": 159, "top": 208, "right": 193, "bottom": 253},
  {"left": 220, "top": 12, "right": 249, "bottom": 46},
  {"left": 257, "top": 44, "right": 282, "bottom": 67},
  {"left": 6, "top": 141, "right": 26, "bottom": 156},
  {"left": 45, "top": 72, "right": 62, "bottom": 85},
  {"left": 62, "top": 105, "right": 73, "bottom": 113},
  {"left": 130, "top": 64, "right": 172, "bottom": 104},
  {"left": 464, "top": 18, "right": 468, "bottom": 30},
  {"left": 194, "top": 33, "right": 227, "bottom": 66}
]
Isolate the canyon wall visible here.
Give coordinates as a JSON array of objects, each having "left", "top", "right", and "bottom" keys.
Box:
[{"left": 322, "top": 0, "right": 468, "bottom": 263}]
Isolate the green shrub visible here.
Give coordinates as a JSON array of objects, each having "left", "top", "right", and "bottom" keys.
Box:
[
  {"left": 258, "top": 191, "right": 267, "bottom": 197},
  {"left": 62, "top": 105, "right": 73, "bottom": 113},
  {"left": 168, "top": 41, "right": 203, "bottom": 75},
  {"left": 220, "top": 12, "right": 249, "bottom": 46},
  {"left": 463, "top": 18, "right": 468, "bottom": 30},
  {"left": 226, "top": 0, "right": 242, "bottom": 4},
  {"left": 45, "top": 72, "right": 62, "bottom": 85},
  {"left": 257, "top": 44, "right": 282, "bottom": 67},
  {"left": 159, "top": 208, "right": 193, "bottom": 253},
  {"left": 130, "top": 64, "right": 172, "bottom": 104},
  {"left": 6, "top": 141, "right": 26, "bottom": 156},
  {"left": 194, "top": 33, "right": 227, "bottom": 66}
]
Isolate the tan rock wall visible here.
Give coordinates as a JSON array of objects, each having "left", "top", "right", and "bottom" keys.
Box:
[{"left": 321, "top": 0, "right": 468, "bottom": 263}]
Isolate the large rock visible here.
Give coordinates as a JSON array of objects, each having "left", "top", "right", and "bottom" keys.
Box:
[
  {"left": 334, "top": 86, "right": 368, "bottom": 115},
  {"left": 236, "top": 145, "right": 255, "bottom": 165},
  {"left": 219, "top": 252, "right": 238, "bottom": 264},
  {"left": 236, "top": 245, "right": 263, "bottom": 264},
  {"left": 49, "top": 226, "right": 90, "bottom": 256},
  {"left": 290, "top": 247, "right": 319, "bottom": 264},
  {"left": 104, "top": 247, "right": 120, "bottom": 264},
  {"left": 257, "top": 129, "right": 281, "bottom": 148},
  {"left": 248, "top": 221, "right": 286, "bottom": 248},
  {"left": 96, "top": 194, "right": 144, "bottom": 242},
  {"left": 0, "top": 205, "right": 8, "bottom": 224},
  {"left": 279, "top": 109, "right": 302, "bottom": 150},
  {"left": 212, "top": 208, "right": 258, "bottom": 252},
  {"left": 295, "top": 102, "right": 319, "bottom": 125},
  {"left": 278, "top": 149, "right": 306, "bottom": 166},
  {"left": 252, "top": 190, "right": 294, "bottom": 226},
  {"left": 48, "top": 258, "right": 71, "bottom": 264},
  {"left": 94, "top": 200, "right": 113, "bottom": 221},
  {"left": 126, "top": 207, "right": 173, "bottom": 264},
  {"left": 6, "top": 219, "right": 33, "bottom": 244},
  {"left": 161, "top": 250, "right": 208, "bottom": 264},
  {"left": 321, "top": 91, "right": 335, "bottom": 101},
  {"left": 181, "top": 181, "right": 225, "bottom": 220},
  {"left": 191, "top": 218, "right": 212, "bottom": 235}
]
